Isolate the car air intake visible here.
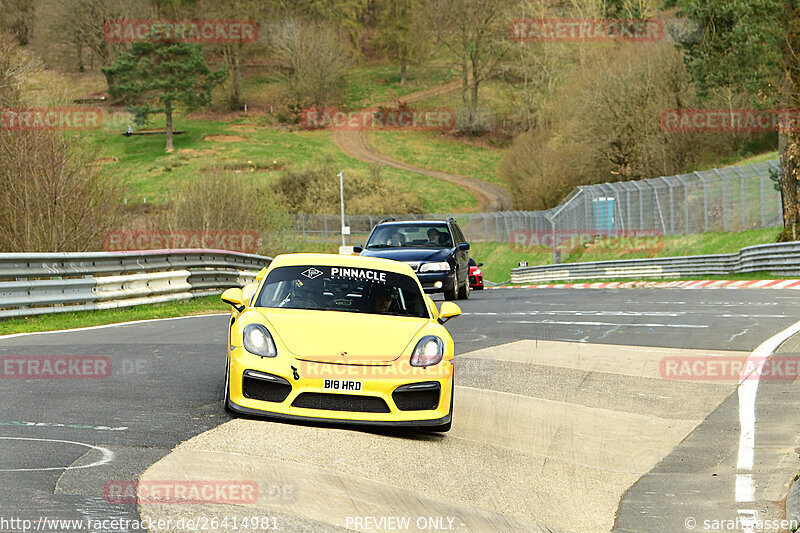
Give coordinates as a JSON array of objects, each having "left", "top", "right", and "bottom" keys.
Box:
[
  {"left": 392, "top": 382, "right": 441, "bottom": 411},
  {"left": 292, "top": 392, "right": 390, "bottom": 413},
  {"left": 242, "top": 370, "right": 292, "bottom": 403}
]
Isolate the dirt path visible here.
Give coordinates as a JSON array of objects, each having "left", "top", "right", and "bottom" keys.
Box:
[{"left": 332, "top": 81, "right": 514, "bottom": 212}]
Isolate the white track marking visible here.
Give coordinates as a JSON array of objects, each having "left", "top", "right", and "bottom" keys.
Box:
[
  {"left": 0, "top": 313, "right": 228, "bottom": 340},
  {"left": 735, "top": 319, "right": 800, "bottom": 504},
  {"left": 0, "top": 437, "right": 114, "bottom": 472},
  {"left": 503, "top": 320, "right": 708, "bottom": 328}
]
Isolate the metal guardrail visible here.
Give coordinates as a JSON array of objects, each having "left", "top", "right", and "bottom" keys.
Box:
[
  {"left": 0, "top": 249, "right": 272, "bottom": 319},
  {"left": 510, "top": 241, "right": 800, "bottom": 284}
]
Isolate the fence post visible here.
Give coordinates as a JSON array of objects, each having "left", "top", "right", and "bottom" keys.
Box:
[
  {"left": 323, "top": 214, "right": 328, "bottom": 242},
  {"left": 760, "top": 173, "right": 766, "bottom": 227},
  {"left": 302, "top": 215, "right": 307, "bottom": 241},
  {"left": 674, "top": 175, "right": 690, "bottom": 235},
  {"left": 694, "top": 172, "right": 709, "bottom": 232},
  {"left": 662, "top": 177, "right": 675, "bottom": 234},
  {"left": 716, "top": 169, "right": 728, "bottom": 232},
  {"left": 731, "top": 166, "right": 747, "bottom": 230}
]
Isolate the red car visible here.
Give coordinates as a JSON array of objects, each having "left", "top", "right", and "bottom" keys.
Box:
[{"left": 468, "top": 258, "right": 484, "bottom": 290}]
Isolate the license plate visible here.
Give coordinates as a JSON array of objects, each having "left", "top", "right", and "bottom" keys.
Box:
[{"left": 323, "top": 379, "right": 362, "bottom": 391}]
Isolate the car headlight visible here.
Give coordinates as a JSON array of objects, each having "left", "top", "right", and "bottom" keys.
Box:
[
  {"left": 242, "top": 324, "right": 277, "bottom": 357},
  {"left": 419, "top": 262, "right": 451, "bottom": 272},
  {"left": 410, "top": 336, "right": 444, "bottom": 367}
]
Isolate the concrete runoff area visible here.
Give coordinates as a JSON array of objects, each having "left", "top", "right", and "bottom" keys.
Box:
[{"left": 139, "top": 340, "right": 745, "bottom": 532}]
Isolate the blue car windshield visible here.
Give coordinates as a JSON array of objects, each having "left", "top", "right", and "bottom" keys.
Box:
[
  {"left": 367, "top": 224, "right": 453, "bottom": 249},
  {"left": 255, "top": 265, "right": 430, "bottom": 318}
]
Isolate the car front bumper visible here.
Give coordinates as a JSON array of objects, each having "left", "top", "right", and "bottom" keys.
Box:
[
  {"left": 416, "top": 271, "right": 456, "bottom": 293},
  {"left": 227, "top": 348, "right": 454, "bottom": 425}
]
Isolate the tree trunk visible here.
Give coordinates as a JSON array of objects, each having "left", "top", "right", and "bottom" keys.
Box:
[
  {"left": 400, "top": 62, "right": 407, "bottom": 85},
  {"left": 225, "top": 43, "right": 243, "bottom": 110},
  {"left": 780, "top": 73, "right": 799, "bottom": 235},
  {"left": 460, "top": 55, "right": 469, "bottom": 118},
  {"left": 469, "top": 57, "right": 480, "bottom": 131},
  {"left": 165, "top": 101, "right": 174, "bottom": 153},
  {"left": 76, "top": 42, "right": 84, "bottom": 72}
]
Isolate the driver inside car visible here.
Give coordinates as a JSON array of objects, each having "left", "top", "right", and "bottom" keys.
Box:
[
  {"left": 426, "top": 228, "right": 440, "bottom": 244},
  {"left": 387, "top": 231, "right": 405, "bottom": 247},
  {"left": 371, "top": 285, "right": 398, "bottom": 314},
  {"left": 280, "top": 277, "right": 323, "bottom": 308}
]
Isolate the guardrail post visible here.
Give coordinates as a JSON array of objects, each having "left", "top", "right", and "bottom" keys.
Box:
[
  {"left": 323, "top": 214, "right": 328, "bottom": 243},
  {"left": 301, "top": 214, "right": 307, "bottom": 241}
]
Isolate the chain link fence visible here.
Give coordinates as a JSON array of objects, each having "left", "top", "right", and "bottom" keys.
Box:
[{"left": 291, "top": 159, "right": 783, "bottom": 245}]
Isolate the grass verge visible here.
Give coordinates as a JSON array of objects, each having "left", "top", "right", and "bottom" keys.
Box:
[{"left": 0, "top": 295, "right": 229, "bottom": 336}]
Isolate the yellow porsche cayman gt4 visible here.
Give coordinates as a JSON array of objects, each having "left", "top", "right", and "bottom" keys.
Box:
[{"left": 220, "top": 253, "right": 461, "bottom": 432}]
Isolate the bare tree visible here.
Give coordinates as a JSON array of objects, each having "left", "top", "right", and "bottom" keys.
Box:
[
  {"left": 0, "top": 31, "right": 40, "bottom": 107},
  {"left": 437, "top": 0, "right": 509, "bottom": 131},
  {"left": 374, "top": 0, "right": 430, "bottom": 84},
  {"left": 0, "top": 0, "right": 34, "bottom": 45},
  {"left": 271, "top": 20, "right": 353, "bottom": 110},
  {"left": 46, "top": 0, "right": 136, "bottom": 71},
  {"left": 0, "top": 130, "right": 121, "bottom": 252}
]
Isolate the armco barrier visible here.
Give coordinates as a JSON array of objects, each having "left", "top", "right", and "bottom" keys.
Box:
[
  {"left": 510, "top": 241, "right": 800, "bottom": 284},
  {"left": 0, "top": 249, "right": 271, "bottom": 319}
]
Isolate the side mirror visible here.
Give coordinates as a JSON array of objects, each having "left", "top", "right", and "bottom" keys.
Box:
[
  {"left": 438, "top": 301, "right": 461, "bottom": 324},
  {"left": 353, "top": 245, "right": 363, "bottom": 253},
  {"left": 458, "top": 243, "right": 470, "bottom": 251},
  {"left": 478, "top": 262, "right": 483, "bottom": 267},
  {"left": 255, "top": 267, "right": 268, "bottom": 281},
  {"left": 221, "top": 288, "right": 245, "bottom": 312}
]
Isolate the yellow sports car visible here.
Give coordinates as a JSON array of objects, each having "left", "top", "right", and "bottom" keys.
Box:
[{"left": 220, "top": 253, "right": 461, "bottom": 432}]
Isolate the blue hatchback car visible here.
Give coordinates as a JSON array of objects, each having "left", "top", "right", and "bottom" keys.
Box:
[{"left": 354, "top": 218, "right": 471, "bottom": 300}]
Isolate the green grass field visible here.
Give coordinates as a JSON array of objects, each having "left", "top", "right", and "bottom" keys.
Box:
[
  {"left": 0, "top": 295, "right": 229, "bottom": 335},
  {"left": 367, "top": 130, "right": 506, "bottom": 186},
  {"left": 92, "top": 113, "right": 476, "bottom": 213}
]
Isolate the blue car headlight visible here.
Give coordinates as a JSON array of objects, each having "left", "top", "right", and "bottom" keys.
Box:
[
  {"left": 243, "top": 324, "right": 277, "bottom": 358},
  {"left": 410, "top": 336, "right": 444, "bottom": 367},
  {"left": 419, "top": 262, "right": 451, "bottom": 272}
]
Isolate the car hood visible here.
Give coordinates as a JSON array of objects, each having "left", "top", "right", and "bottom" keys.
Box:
[
  {"left": 256, "top": 308, "right": 427, "bottom": 363},
  {"left": 360, "top": 247, "right": 452, "bottom": 263}
]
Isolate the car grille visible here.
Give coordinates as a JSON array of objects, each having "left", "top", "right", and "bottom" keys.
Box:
[
  {"left": 242, "top": 371, "right": 292, "bottom": 403},
  {"left": 392, "top": 382, "right": 441, "bottom": 411},
  {"left": 291, "top": 392, "right": 390, "bottom": 413}
]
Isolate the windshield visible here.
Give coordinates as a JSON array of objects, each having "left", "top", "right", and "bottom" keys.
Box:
[
  {"left": 255, "top": 265, "right": 429, "bottom": 318},
  {"left": 366, "top": 224, "right": 453, "bottom": 249}
]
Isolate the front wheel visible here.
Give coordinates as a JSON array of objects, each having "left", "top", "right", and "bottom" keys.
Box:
[
  {"left": 444, "top": 275, "right": 458, "bottom": 301},
  {"left": 457, "top": 274, "right": 470, "bottom": 300},
  {"left": 223, "top": 354, "right": 235, "bottom": 414}
]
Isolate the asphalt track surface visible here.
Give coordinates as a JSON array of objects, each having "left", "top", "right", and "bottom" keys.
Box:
[{"left": 1, "top": 288, "right": 800, "bottom": 532}]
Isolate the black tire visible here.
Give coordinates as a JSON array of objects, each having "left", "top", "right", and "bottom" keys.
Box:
[
  {"left": 444, "top": 276, "right": 458, "bottom": 300},
  {"left": 457, "top": 273, "right": 470, "bottom": 300},
  {"left": 223, "top": 354, "right": 235, "bottom": 414},
  {"left": 476, "top": 284, "right": 484, "bottom": 290}
]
